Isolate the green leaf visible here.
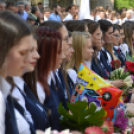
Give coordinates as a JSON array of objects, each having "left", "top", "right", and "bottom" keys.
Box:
[
  {"left": 126, "top": 52, "right": 134, "bottom": 62},
  {"left": 58, "top": 101, "right": 105, "bottom": 132}
]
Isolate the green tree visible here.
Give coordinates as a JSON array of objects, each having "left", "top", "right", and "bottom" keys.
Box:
[{"left": 114, "top": 0, "right": 134, "bottom": 10}]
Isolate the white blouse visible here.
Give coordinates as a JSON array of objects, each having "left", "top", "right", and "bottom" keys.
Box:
[
  {"left": 0, "top": 76, "right": 10, "bottom": 134},
  {"left": 0, "top": 91, "right": 5, "bottom": 134},
  {"left": 11, "top": 77, "right": 32, "bottom": 134},
  {"left": 84, "top": 60, "right": 92, "bottom": 70},
  {"left": 120, "top": 43, "right": 129, "bottom": 56},
  {"left": 67, "top": 69, "right": 77, "bottom": 85},
  {"left": 0, "top": 76, "right": 31, "bottom": 134}
]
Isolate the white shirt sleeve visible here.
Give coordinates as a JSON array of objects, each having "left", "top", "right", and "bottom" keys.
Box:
[
  {"left": 37, "top": 82, "right": 46, "bottom": 104},
  {"left": 120, "top": 43, "right": 129, "bottom": 56},
  {"left": 0, "top": 91, "right": 5, "bottom": 134},
  {"left": 14, "top": 108, "right": 31, "bottom": 134},
  {"left": 67, "top": 69, "right": 77, "bottom": 84}
]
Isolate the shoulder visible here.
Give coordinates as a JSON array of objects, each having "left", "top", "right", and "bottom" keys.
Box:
[{"left": 67, "top": 69, "right": 77, "bottom": 84}]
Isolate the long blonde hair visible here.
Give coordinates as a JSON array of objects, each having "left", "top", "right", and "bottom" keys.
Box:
[
  {"left": 123, "top": 23, "right": 133, "bottom": 55},
  {"left": 67, "top": 32, "right": 91, "bottom": 71}
]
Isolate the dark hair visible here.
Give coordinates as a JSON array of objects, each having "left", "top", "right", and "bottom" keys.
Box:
[
  {"left": 0, "top": 11, "right": 32, "bottom": 69},
  {"left": 40, "top": 20, "right": 63, "bottom": 31},
  {"left": 64, "top": 20, "right": 87, "bottom": 32},
  {"left": 31, "top": 6, "right": 38, "bottom": 14},
  {"left": 38, "top": 2, "right": 42, "bottom": 5},
  {"left": 6, "top": 2, "right": 14, "bottom": 8},
  {"left": 98, "top": 19, "right": 113, "bottom": 33},
  {"left": 36, "top": 26, "right": 62, "bottom": 95},
  {"left": 113, "top": 24, "right": 120, "bottom": 32},
  {"left": 16, "top": 1, "right": 25, "bottom": 6},
  {"left": 83, "top": 19, "right": 100, "bottom": 34},
  {"left": 66, "top": 5, "right": 75, "bottom": 12}
]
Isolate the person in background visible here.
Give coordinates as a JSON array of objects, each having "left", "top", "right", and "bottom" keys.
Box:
[
  {"left": 38, "top": 2, "right": 43, "bottom": 12},
  {"left": 26, "top": 15, "right": 36, "bottom": 26},
  {"left": 13, "top": 5, "right": 18, "bottom": 13},
  {"left": 6, "top": 2, "right": 14, "bottom": 12},
  {"left": 44, "top": 9, "right": 51, "bottom": 21},
  {"left": 112, "top": 25, "right": 126, "bottom": 66},
  {"left": 63, "top": 5, "right": 76, "bottom": 21},
  {"left": 17, "top": 1, "right": 28, "bottom": 20},
  {"left": 122, "top": 9, "right": 133, "bottom": 23},
  {"left": 120, "top": 11, "right": 126, "bottom": 24},
  {"left": 49, "top": 4, "right": 62, "bottom": 22},
  {"left": 24, "top": 1, "right": 31, "bottom": 14},
  {"left": 0, "top": 1, "right": 6, "bottom": 11},
  {"left": 29, "top": 6, "right": 40, "bottom": 25},
  {"left": 64, "top": 20, "right": 88, "bottom": 32}
]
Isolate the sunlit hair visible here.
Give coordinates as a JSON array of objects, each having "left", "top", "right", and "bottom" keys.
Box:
[
  {"left": 36, "top": 26, "right": 62, "bottom": 95},
  {"left": 122, "top": 23, "right": 133, "bottom": 55},
  {"left": 67, "top": 32, "right": 91, "bottom": 71}
]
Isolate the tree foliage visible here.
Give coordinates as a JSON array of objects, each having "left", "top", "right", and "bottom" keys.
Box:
[{"left": 114, "top": 0, "right": 134, "bottom": 10}]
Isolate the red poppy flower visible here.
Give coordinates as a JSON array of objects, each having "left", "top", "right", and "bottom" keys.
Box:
[
  {"left": 84, "top": 126, "right": 104, "bottom": 134},
  {"left": 101, "top": 121, "right": 114, "bottom": 134},
  {"left": 125, "top": 61, "right": 134, "bottom": 71},
  {"left": 110, "top": 59, "right": 121, "bottom": 69}
]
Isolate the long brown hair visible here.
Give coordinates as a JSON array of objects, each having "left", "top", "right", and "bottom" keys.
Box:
[
  {"left": 23, "top": 33, "right": 39, "bottom": 100},
  {"left": 122, "top": 23, "right": 133, "bottom": 55},
  {"left": 36, "top": 26, "right": 62, "bottom": 96}
]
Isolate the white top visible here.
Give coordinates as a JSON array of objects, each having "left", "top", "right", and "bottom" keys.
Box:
[
  {"left": 0, "top": 77, "right": 12, "bottom": 134},
  {"left": 67, "top": 69, "right": 77, "bottom": 85},
  {"left": 84, "top": 60, "right": 92, "bottom": 69},
  {"left": 0, "top": 77, "right": 6, "bottom": 134},
  {"left": 44, "top": 16, "right": 48, "bottom": 21},
  {"left": 120, "top": 43, "right": 129, "bottom": 56},
  {"left": 101, "top": 47, "right": 112, "bottom": 65},
  {"left": 12, "top": 77, "right": 33, "bottom": 124},
  {"left": 37, "top": 71, "right": 54, "bottom": 104},
  {"left": 63, "top": 13, "right": 73, "bottom": 21},
  {"left": 0, "top": 76, "right": 31, "bottom": 134},
  {"left": 37, "top": 69, "right": 63, "bottom": 104}
]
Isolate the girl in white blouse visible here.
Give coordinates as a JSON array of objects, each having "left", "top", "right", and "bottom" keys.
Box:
[{"left": 0, "top": 11, "right": 33, "bottom": 134}]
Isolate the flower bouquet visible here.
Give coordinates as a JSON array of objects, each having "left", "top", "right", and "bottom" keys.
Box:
[
  {"left": 125, "top": 52, "right": 134, "bottom": 74},
  {"left": 109, "top": 68, "right": 134, "bottom": 95},
  {"left": 111, "top": 59, "right": 121, "bottom": 69}
]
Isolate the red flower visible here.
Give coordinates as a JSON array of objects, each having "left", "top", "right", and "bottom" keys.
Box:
[
  {"left": 84, "top": 126, "right": 104, "bottom": 134},
  {"left": 110, "top": 59, "right": 121, "bottom": 69},
  {"left": 101, "top": 121, "right": 114, "bottom": 134},
  {"left": 125, "top": 61, "right": 134, "bottom": 71}
]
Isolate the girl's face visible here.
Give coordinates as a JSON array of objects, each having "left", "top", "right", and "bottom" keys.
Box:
[
  {"left": 55, "top": 41, "right": 65, "bottom": 69},
  {"left": 92, "top": 27, "right": 102, "bottom": 51},
  {"left": 83, "top": 38, "right": 94, "bottom": 61},
  {"left": 23, "top": 37, "right": 40, "bottom": 74},
  {"left": 5, "top": 35, "right": 33, "bottom": 77},
  {"left": 112, "top": 29, "right": 120, "bottom": 46},
  {"left": 63, "top": 37, "right": 74, "bottom": 62},
  {"left": 103, "top": 26, "right": 113, "bottom": 44}
]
